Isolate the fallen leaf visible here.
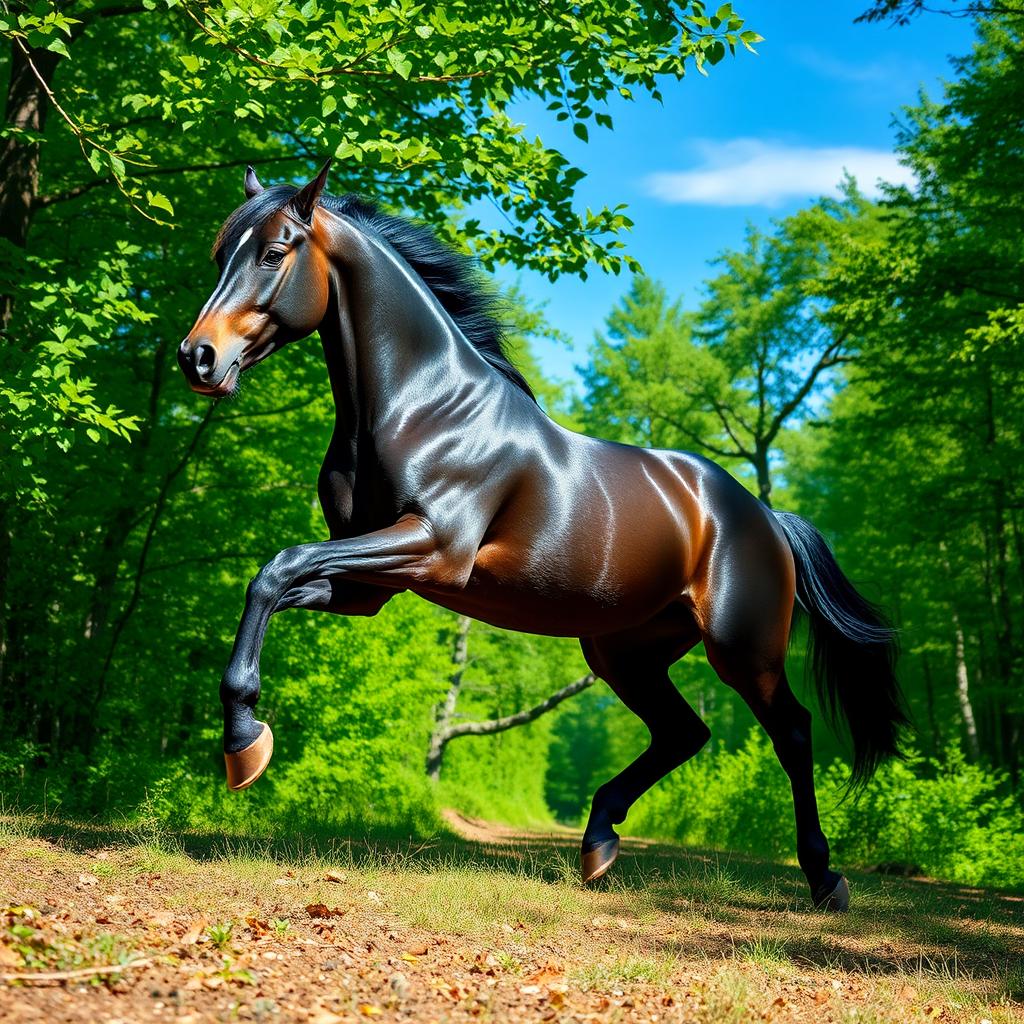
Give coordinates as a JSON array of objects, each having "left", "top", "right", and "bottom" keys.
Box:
[
  {"left": 306, "top": 903, "right": 346, "bottom": 919},
  {"left": 246, "top": 917, "right": 269, "bottom": 938},
  {"left": 366, "top": 891, "right": 383, "bottom": 905},
  {"left": 400, "top": 952, "right": 419, "bottom": 963},
  {"left": 358, "top": 1003, "right": 382, "bottom": 1017},
  {"left": 528, "top": 963, "right": 563, "bottom": 984},
  {"left": 0, "top": 944, "right": 22, "bottom": 967},
  {"left": 325, "top": 870, "right": 347, "bottom": 883}
]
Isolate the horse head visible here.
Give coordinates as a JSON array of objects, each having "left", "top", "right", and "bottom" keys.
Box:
[{"left": 178, "top": 160, "right": 334, "bottom": 396}]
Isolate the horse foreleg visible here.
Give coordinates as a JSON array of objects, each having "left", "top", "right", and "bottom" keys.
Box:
[
  {"left": 579, "top": 606, "right": 707, "bottom": 883},
  {"left": 220, "top": 516, "right": 437, "bottom": 789}
]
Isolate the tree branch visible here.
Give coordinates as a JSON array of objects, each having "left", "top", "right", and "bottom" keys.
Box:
[
  {"left": 35, "top": 154, "right": 297, "bottom": 207},
  {"left": 764, "top": 335, "right": 849, "bottom": 443},
  {"left": 642, "top": 402, "right": 746, "bottom": 461},
  {"left": 706, "top": 394, "right": 755, "bottom": 459},
  {"left": 439, "top": 673, "right": 597, "bottom": 742}
]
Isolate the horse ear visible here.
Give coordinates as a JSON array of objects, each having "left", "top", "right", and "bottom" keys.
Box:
[
  {"left": 290, "top": 158, "right": 332, "bottom": 224},
  {"left": 244, "top": 165, "right": 265, "bottom": 199}
]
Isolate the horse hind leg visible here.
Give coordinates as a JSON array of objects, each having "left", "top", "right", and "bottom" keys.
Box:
[
  {"left": 704, "top": 639, "right": 848, "bottom": 912},
  {"left": 579, "top": 604, "right": 709, "bottom": 884}
]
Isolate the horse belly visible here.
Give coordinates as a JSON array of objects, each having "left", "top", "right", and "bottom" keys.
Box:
[{"left": 427, "top": 532, "right": 687, "bottom": 637}]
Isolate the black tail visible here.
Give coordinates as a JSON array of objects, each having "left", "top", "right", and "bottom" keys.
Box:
[{"left": 774, "top": 510, "right": 907, "bottom": 786}]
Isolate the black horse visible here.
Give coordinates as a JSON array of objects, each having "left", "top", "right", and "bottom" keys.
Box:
[{"left": 178, "top": 162, "right": 906, "bottom": 911}]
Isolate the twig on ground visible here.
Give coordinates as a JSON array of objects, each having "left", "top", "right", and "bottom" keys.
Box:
[{"left": 2, "top": 956, "right": 153, "bottom": 984}]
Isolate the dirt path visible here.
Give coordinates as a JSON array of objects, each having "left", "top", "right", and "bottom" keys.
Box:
[
  {"left": 440, "top": 808, "right": 584, "bottom": 844},
  {"left": 1, "top": 815, "right": 1021, "bottom": 1024}
]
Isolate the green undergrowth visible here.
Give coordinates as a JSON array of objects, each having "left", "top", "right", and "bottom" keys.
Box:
[{"left": 624, "top": 731, "right": 1024, "bottom": 891}]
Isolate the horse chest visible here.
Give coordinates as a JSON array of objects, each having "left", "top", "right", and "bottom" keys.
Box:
[{"left": 317, "top": 458, "right": 397, "bottom": 539}]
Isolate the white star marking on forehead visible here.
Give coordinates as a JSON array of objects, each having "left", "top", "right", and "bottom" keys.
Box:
[{"left": 232, "top": 226, "right": 254, "bottom": 258}]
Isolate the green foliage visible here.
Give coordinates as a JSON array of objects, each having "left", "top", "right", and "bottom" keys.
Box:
[
  {"left": 0, "top": 240, "right": 147, "bottom": 508},
  {"left": 579, "top": 187, "right": 883, "bottom": 503},
  {"left": 823, "top": 746, "right": 1024, "bottom": 888},
  {"left": 438, "top": 623, "right": 590, "bottom": 827},
  {"left": 1, "top": 0, "right": 757, "bottom": 507}
]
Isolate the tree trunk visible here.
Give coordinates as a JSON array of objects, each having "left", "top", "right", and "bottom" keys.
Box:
[
  {"left": 0, "top": 39, "right": 61, "bottom": 330},
  {"left": 951, "top": 611, "right": 980, "bottom": 760},
  {"left": 426, "top": 615, "right": 471, "bottom": 781},
  {"left": 753, "top": 444, "right": 772, "bottom": 507},
  {"left": 920, "top": 649, "right": 943, "bottom": 753},
  {"left": 982, "top": 373, "right": 1017, "bottom": 780}
]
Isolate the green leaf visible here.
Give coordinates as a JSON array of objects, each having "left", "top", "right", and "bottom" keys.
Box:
[
  {"left": 386, "top": 48, "right": 413, "bottom": 79},
  {"left": 146, "top": 191, "right": 174, "bottom": 216},
  {"left": 322, "top": 94, "right": 337, "bottom": 117}
]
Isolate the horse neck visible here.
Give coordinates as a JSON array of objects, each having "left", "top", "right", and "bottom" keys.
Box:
[{"left": 316, "top": 211, "right": 501, "bottom": 446}]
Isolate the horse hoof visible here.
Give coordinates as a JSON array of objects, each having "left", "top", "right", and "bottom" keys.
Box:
[
  {"left": 581, "top": 836, "right": 619, "bottom": 885},
  {"left": 814, "top": 874, "right": 850, "bottom": 912},
  {"left": 225, "top": 723, "right": 273, "bottom": 790}
]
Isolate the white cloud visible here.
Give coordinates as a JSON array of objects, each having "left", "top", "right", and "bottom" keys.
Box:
[
  {"left": 788, "top": 46, "right": 918, "bottom": 85},
  {"left": 644, "top": 138, "right": 915, "bottom": 208}
]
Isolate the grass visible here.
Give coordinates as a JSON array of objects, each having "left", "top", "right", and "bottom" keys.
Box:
[{"left": 0, "top": 811, "right": 1021, "bottom": 1022}]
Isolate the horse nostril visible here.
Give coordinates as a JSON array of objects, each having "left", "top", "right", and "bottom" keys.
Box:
[{"left": 195, "top": 342, "right": 216, "bottom": 378}]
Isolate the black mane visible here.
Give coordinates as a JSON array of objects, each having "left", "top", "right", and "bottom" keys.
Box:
[{"left": 213, "top": 186, "right": 534, "bottom": 400}]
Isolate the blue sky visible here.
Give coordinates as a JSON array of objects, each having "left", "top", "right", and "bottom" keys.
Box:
[{"left": 499, "top": 1, "right": 977, "bottom": 388}]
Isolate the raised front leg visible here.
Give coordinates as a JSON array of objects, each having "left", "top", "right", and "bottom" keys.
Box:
[{"left": 222, "top": 515, "right": 440, "bottom": 789}]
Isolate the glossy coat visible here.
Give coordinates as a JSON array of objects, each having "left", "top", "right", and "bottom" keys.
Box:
[{"left": 179, "top": 165, "right": 905, "bottom": 910}]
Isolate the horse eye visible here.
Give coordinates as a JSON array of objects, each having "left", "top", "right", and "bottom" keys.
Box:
[{"left": 261, "top": 248, "right": 285, "bottom": 268}]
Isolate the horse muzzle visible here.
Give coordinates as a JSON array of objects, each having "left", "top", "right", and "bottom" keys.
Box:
[{"left": 178, "top": 337, "right": 241, "bottom": 396}]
